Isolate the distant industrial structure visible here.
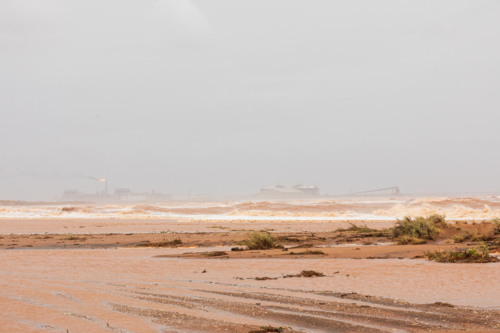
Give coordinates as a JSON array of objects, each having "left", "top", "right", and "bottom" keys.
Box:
[
  {"left": 61, "top": 177, "right": 323, "bottom": 202},
  {"left": 292, "top": 184, "right": 320, "bottom": 197},
  {"left": 256, "top": 183, "right": 319, "bottom": 199},
  {"left": 61, "top": 179, "right": 172, "bottom": 203},
  {"left": 338, "top": 187, "right": 401, "bottom": 197},
  {"left": 62, "top": 188, "right": 171, "bottom": 203}
]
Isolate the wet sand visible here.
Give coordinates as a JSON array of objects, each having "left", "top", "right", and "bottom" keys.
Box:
[{"left": 1, "top": 217, "right": 500, "bottom": 332}]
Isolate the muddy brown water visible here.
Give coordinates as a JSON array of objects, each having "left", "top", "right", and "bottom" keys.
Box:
[
  {"left": 1, "top": 246, "right": 499, "bottom": 332},
  {"left": 1, "top": 215, "right": 500, "bottom": 332}
]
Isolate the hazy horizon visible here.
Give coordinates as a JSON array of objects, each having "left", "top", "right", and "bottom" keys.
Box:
[{"left": 1, "top": 0, "right": 500, "bottom": 200}]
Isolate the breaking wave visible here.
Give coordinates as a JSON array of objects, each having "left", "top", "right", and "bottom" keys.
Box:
[
  {"left": 0, "top": 196, "right": 499, "bottom": 220},
  {"left": 374, "top": 203, "right": 500, "bottom": 219},
  {"left": 225, "top": 209, "right": 357, "bottom": 218}
]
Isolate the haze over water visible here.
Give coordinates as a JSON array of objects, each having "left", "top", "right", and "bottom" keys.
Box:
[{"left": 1, "top": 1, "right": 500, "bottom": 200}]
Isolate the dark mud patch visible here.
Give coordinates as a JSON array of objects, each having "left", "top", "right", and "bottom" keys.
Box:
[
  {"left": 203, "top": 251, "right": 228, "bottom": 257},
  {"left": 254, "top": 277, "right": 279, "bottom": 281},
  {"left": 288, "top": 250, "right": 324, "bottom": 255},
  {"left": 249, "top": 326, "right": 284, "bottom": 333},
  {"left": 283, "top": 270, "right": 325, "bottom": 278},
  {"left": 430, "top": 302, "right": 454, "bottom": 307}
]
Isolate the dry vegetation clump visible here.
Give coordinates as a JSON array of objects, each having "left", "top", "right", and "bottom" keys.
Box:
[
  {"left": 289, "top": 243, "right": 314, "bottom": 249},
  {"left": 465, "top": 229, "right": 483, "bottom": 242},
  {"left": 425, "top": 243, "right": 499, "bottom": 263},
  {"left": 34, "top": 235, "right": 52, "bottom": 239},
  {"left": 426, "top": 214, "right": 448, "bottom": 228},
  {"left": 392, "top": 214, "right": 446, "bottom": 244},
  {"left": 397, "top": 235, "right": 427, "bottom": 245},
  {"left": 284, "top": 270, "right": 325, "bottom": 278},
  {"left": 277, "top": 236, "right": 301, "bottom": 243},
  {"left": 61, "top": 207, "right": 76, "bottom": 212},
  {"left": 461, "top": 229, "right": 496, "bottom": 242},
  {"left": 242, "top": 231, "right": 283, "bottom": 250},
  {"left": 64, "top": 235, "right": 86, "bottom": 241},
  {"left": 249, "top": 326, "right": 283, "bottom": 333},
  {"left": 203, "top": 251, "right": 227, "bottom": 257},
  {"left": 492, "top": 218, "right": 500, "bottom": 233},
  {"left": 451, "top": 222, "right": 500, "bottom": 244},
  {"left": 254, "top": 277, "right": 278, "bottom": 281},
  {"left": 136, "top": 238, "right": 182, "bottom": 248},
  {"left": 289, "top": 250, "right": 325, "bottom": 255},
  {"left": 337, "top": 223, "right": 390, "bottom": 237},
  {"left": 430, "top": 302, "right": 454, "bottom": 307}
]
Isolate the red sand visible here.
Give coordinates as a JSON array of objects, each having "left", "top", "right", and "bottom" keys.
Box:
[{"left": 0, "top": 218, "right": 396, "bottom": 234}]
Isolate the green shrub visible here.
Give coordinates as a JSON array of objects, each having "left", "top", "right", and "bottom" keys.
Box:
[
  {"left": 397, "top": 235, "right": 427, "bottom": 245},
  {"left": 427, "top": 214, "right": 447, "bottom": 228},
  {"left": 453, "top": 235, "right": 464, "bottom": 243},
  {"left": 493, "top": 218, "right": 500, "bottom": 234},
  {"left": 466, "top": 247, "right": 478, "bottom": 256},
  {"left": 392, "top": 215, "right": 445, "bottom": 242},
  {"left": 424, "top": 243, "right": 497, "bottom": 263},
  {"left": 242, "top": 231, "right": 283, "bottom": 250},
  {"left": 479, "top": 241, "right": 490, "bottom": 256},
  {"left": 463, "top": 229, "right": 483, "bottom": 242},
  {"left": 336, "top": 223, "right": 390, "bottom": 237}
]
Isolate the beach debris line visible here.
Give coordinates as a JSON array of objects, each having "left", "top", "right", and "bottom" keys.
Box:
[
  {"left": 135, "top": 238, "right": 182, "bottom": 248},
  {"left": 240, "top": 270, "right": 328, "bottom": 281},
  {"left": 254, "top": 277, "right": 278, "bottom": 281},
  {"left": 288, "top": 250, "right": 325, "bottom": 255},
  {"left": 203, "top": 251, "right": 227, "bottom": 257},
  {"left": 430, "top": 302, "right": 454, "bottom": 307},
  {"left": 249, "top": 326, "right": 284, "bottom": 333},
  {"left": 283, "top": 270, "right": 325, "bottom": 278}
]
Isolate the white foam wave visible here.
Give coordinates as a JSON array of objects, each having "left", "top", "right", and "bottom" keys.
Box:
[{"left": 1, "top": 196, "right": 500, "bottom": 220}]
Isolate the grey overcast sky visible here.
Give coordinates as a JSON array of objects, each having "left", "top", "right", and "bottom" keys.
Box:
[{"left": 1, "top": 0, "right": 500, "bottom": 200}]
